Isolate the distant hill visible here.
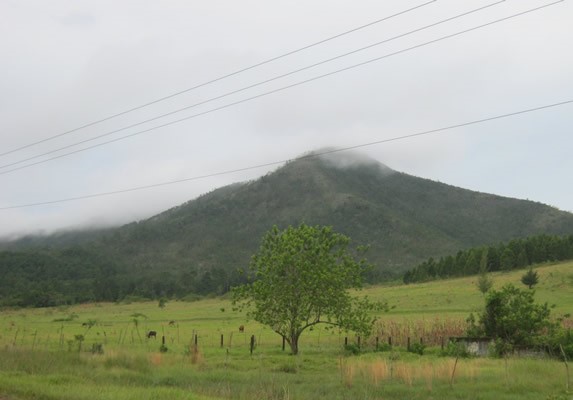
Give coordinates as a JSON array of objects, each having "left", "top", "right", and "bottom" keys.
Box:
[{"left": 2, "top": 151, "right": 573, "bottom": 306}]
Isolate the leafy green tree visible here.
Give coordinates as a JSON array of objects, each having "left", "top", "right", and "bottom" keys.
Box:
[
  {"left": 468, "top": 284, "right": 552, "bottom": 350},
  {"left": 521, "top": 267, "right": 539, "bottom": 289},
  {"left": 476, "top": 249, "right": 493, "bottom": 295},
  {"left": 476, "top": 268, "right": 493, "bottom": 295},
  {"left": 500, "top": 248, "right": 516, "bottom": 271},
  {"left": 232, "top": 224, "right": 383, "bottom": 355}
]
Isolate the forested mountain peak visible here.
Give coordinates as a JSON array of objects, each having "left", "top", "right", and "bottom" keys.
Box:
[{"left": 1, "top": 150, "right": 573, "bottom": 306}]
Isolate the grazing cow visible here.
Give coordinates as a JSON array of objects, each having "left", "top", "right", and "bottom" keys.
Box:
[
  {"left": 168, "top": 320, "right": 176, "bottom": 326},
  {"left": 239, "top": 325, "right": 244, "bottom": 333},
  {"left": 147, "top": 330, "right": 157, "bottom": 339}
]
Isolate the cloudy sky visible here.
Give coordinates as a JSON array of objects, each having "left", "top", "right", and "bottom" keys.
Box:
[{"left": 1, "top": 0, "right": 572, "bottom": 239}]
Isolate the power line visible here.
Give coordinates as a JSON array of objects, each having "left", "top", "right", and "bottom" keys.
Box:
[
  {"left": 0, "top": 0, "right": 505, "bottom": 173},
  {"left": 0, "top": 0, "right": 437, "bottom": 159},
  {"left": 1, "top": 1, "right": 557, "bottom": 177},
  {"left": 1, "top": 98, "right": 571, "bottom": 210}
]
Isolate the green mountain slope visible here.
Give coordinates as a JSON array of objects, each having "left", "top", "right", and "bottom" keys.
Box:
[
  {"left": 91, "top": 152, "right": 573, "bottom": 276},
  {"left": 1, "top": 151, "right": 573, "bottom": 305}
]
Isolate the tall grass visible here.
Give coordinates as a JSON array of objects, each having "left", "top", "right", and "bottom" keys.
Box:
[{"left": 373, "top": 317, "right": 466, "bottom": 346}]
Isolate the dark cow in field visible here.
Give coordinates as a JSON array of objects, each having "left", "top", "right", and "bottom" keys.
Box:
[
  {"left": 239, "top": 325, "right": 244, "bottom": 333},
  {"left": 168, "top": 320, "right": 176, "bottom": 326},
  {"left": 147, "top": 330, "right": 157, "bottom": 339}
]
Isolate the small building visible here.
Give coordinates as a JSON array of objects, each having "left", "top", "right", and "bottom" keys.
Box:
[{"left": 450, "top": 337, "right": 493, "bottom": 357}]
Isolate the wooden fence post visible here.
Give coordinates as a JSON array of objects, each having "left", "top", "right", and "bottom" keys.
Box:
[
  {"left": 407, "top": 337, "right": 411, "bottom": 351},
  {"left": 282, "top": 336, "right": 285, "bottom": 351},
  {"left": 220, "top": 334, "right": 224, "bottom": 348},
  {"left": 250, "top": 335, "right": 255, "bottom": 355}
]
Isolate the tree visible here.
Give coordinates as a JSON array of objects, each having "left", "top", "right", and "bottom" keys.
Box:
[
  {"left": 232, "top": 224, "right": 383, "bottom": 355},
  {"left": 476, "top": 250, "right": 493, "bottom": 295},
  {"left": 521, "top": 267, "right": 539, "bottom": 289},
  {"left": 500, "top": 248, "right": 515, "bottom": 271},
  {"left": 476, "top": 268, "right": 493, "bottom": 295},
  {"left": 467, "top": 284, "right": 552, "bottom": 350}
]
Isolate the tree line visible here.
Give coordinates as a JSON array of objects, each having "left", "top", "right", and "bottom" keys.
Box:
[
  {"left": 403, "top": 234, "right": 573, "bottom": 284},
  {"left": 0, "top": 246, "right": 246, "bottom": 308}
]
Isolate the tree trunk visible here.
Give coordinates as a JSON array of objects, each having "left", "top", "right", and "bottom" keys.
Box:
[{"left": 289, "top": 334, "right": 299, "bottom": 355}]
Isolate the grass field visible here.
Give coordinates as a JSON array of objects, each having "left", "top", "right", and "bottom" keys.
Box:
[{"left": 1, "top": 261, "right": 572, "bottom": 399}]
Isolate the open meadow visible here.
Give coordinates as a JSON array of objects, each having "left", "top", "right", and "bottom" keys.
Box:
[{"left": 1, "top": 261, "right": 572, "bottom": 400}]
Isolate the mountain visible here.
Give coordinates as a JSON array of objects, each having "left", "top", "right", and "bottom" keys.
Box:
[{"left": 2, "top": 151, "right": 573, "bottom": 306}]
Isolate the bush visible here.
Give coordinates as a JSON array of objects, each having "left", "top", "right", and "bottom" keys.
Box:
[
  {"left": 375, "top": 343, "right": 392, "bottom": 352},
  {"left": 467, "top": 284, "right": 552, "bottom": 352},
  {"left": 343, "top": 343, "right": 361, "bottom": 355},
  {"left": 490, "top": 338, "right": 514, "bottom": 358},
  {"left": 91, "top": 343, "right": 104, "bottom": 354},
  {"left": 441, "top": 341, "right": 471, "bottom": 358},
  {"left": 408, "top": 342, "right": 426, "bottom": 355},
  {"left": 545, "top": 328, "right": 573, "bottom": 360}
]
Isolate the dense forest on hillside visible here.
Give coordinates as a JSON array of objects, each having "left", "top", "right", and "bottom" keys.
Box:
[
  {"left": 3, "top": 154, "right": 573, "bottom": 308},
  {"left": 403, "top": 234, "right": 573, "bottom": 283},
  {"left": 0, "top": 247, "right": 246, "bottom": 308}
]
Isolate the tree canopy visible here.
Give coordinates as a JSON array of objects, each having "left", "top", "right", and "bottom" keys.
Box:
[
  {"left": 232, "top": 224, "right": 383, "bottom": 354},
  {"left": 467, "top": 284, "right": 552, "bottom": 352},
  {"left": 521, "top": 267, "right": 539, "bottom": 289},
  {"left": 404, "top": 234, "right": 573, "bottom": 284}
]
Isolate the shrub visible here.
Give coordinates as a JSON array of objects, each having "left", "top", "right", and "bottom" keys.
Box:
[
  {"left": 545, "top": 328, "right": 573, "bottom": 360},
  {"left": 344, "top": 343, "right": 361, "bottom": 355},
  {"left": 467, "top": 284, "right": 553, "bottom": 353},
  {"left": 441, "top": 341, "right": 471, "bottom": 358},
  {"left": 408, "top": 342, "right": 426, "bottom": 355},
  {"left": 375, "top": 343, "right": 392, "bottom": 352},
  {"left": 91, "top": 343, "right": 104, "bottom": 354}
]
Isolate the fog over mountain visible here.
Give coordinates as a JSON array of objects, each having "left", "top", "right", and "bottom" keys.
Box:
[{"left": 1, "top": 0, "right": 572, "bottom": 240}]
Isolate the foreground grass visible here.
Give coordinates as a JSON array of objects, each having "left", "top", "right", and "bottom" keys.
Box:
[
  {"left": 0, "top": 347, "right": 570, "bottom": 400},
  {"left": 0, "top": 260, "right": 571, "bottom": 399}
]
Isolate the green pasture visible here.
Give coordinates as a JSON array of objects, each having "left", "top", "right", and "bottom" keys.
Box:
[{"left": 0, "top": 260, "right": 572, "bottom": 399}]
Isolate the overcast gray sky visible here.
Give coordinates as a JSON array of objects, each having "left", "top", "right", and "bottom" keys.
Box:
[{"left": 1, "top": 0, "right": 572, "bottom": 239}]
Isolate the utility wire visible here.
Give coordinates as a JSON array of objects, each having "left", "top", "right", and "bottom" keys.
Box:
[
  {"left": 0, "top": 0, "right": 505, "bottom": 172},
  {"left": 1, "top": 98, "right": 571, "bottom": 210},
  {"left": 0, "top": 0, "right": 437, "bottom": 159},
  {"left": 0, "top": 0, "right": 562, "bottom": 177}
]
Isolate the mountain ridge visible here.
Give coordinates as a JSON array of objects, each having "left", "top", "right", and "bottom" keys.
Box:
[{"left": 1, "top": 151, "right": 573, "bottom": 306}]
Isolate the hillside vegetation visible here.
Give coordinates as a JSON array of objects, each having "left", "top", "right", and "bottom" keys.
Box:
[
  {"left": 1, "top": 152, "right": 573, "bottom": 306},
  {"left": 404, "top": 233, "right": 573, "bottom": 283}
]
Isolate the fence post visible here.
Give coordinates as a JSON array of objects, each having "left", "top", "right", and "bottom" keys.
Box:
[
  {"left": 282, "top": 336, "right": 285, "bottom": 351},
  {"left": 388, "top": 336, "right": 392, "bottom": 347},
  {"left": 220, "top": 334, "right": 224, "bottom": 348},
  {"left": 344, "top": 337, "right": 348, "bottom": 346},
  {"left": 407, "top": 337, "right": 411, "bottom": 351},
  {"left": 250, "top": 335, "right": 255, "bottom": 355},
  {"left": 194, "top": 334, "right": 198, "bottom": 346}
]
